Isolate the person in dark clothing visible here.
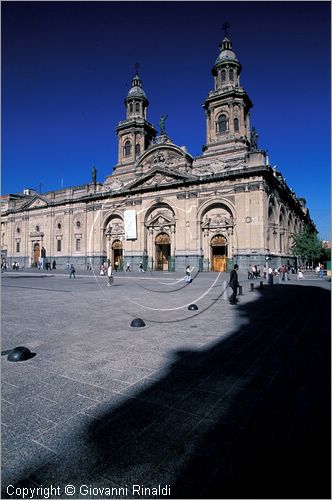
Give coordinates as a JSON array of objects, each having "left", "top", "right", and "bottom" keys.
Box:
[
  {"left": 52, "top": 260, "right": 56, "bottom": 270},
  {"left": 69, "top": 264, "right": 76, "bottom": 279},
  {"left": 229, "top": 264, "right": 240, "bottom": 304}
]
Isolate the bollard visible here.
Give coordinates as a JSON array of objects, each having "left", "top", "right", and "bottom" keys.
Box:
[
  {"left": 7, "top": 346, "right": 35, "bottom": 362},
  {"left": 222, "top": 280, "right": 229, "bottom": 300},
  {"left": 259, "top": 281, "right": 263, "bottom": 289},
  {"left": 131, "top": 318, "right": 146, "bottom": 328},
  {"left": 250, "top": 283, "right": 255, "bottom": 292},
  {"left": 238, "top": 285, "right": 243, "bottom": 296}
]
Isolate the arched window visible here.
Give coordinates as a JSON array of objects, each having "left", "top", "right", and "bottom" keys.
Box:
[
  {"left": 229, "top": 69, "right": 234, "bottom": 81},
  {"left": 234, "top": 118, "right": 239, "bottom": 131},
  {"left": 124, "top": 140, "right": 131, "bottom": 157},
  {"left": 135, "top": 144, "right": 141, "bottom": 157},
  {"left": 129, "top": 103, "right": 133, "bottom": 113},
  {"left": 135, "top": 103, "right": 140, "bottom": 112},
  {"left": 221, "top": 70, "right": 226, "bottom": 82},
  {"left": 217, "top": 114, "right": 228, "bottom": 133}
]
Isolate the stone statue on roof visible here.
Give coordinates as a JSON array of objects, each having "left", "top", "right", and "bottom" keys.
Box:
[
  {"left": 250, "top": 127, "right": 259, "bottom": 151},
  {"left": 91, "top": 165, "right": 97, "bottom": 184},
  {"left": 159, "top": 114, "right": 168, "bottom": 135}
]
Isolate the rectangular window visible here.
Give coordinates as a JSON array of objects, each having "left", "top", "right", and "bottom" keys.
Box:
[
  {"left": 57, "top": 239, "right": 61, "bottom": 252},
  {"left": 76, "top": 238, "right": 81, "bottom": 251},
  {"left": 16, "top": 241, "right": 20, "bottom": 253}
]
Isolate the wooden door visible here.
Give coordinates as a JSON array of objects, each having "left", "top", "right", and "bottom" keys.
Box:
[
  {"left": 155, "top": 233, "right": 171, "bottom": 271},
  {"left": 211, "top": 234, "right": 227, "bottom": 271},
  {"left": 112, "top": 240, "right": 123, "bottom": 269},
  {"left": 213, "top": 255, "right": 226, "bottom": 272},
  {"left": 162, "top": 245, "right": 170, "bottom": 270}
]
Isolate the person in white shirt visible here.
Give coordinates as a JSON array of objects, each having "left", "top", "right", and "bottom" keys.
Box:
[{"left": 107, "top": 264, "right": 113, "bottom": 286}]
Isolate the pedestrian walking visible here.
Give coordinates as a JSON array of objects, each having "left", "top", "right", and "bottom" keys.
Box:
[
  {"left": 52, "top": 260, "right": 56, "bottom": 270},
  {"left": 229, "top": 264, "right": 240, "bottom": 304},
  {"left": 139, "top": 261, "right": 145, "bottom": 273},
  {"left": 185, "top": 265, "right": 192, "bottom": 283},
  {"left": 114, "top": 261, "right": 119, "bottom": 273},
  {"left": 107, "top": 263, "right": 113, "bottom": 286},
  {"left": 126, "top": 262, "right": 131, "bottom": 272},
  {"left": 69, "top": 264, "right": 76, "bottom": 279},
  {"left": 281, "top": 265, "right": 285, "bottom": 281}
]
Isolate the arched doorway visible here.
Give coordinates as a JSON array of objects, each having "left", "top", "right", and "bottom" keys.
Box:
[
  {"left": 211, "top": 235, "right": 227, "bottom": 271},
  {"left": 155, "top": 233, "right": 170, "bottom": 271},
  {"left": 112, "top": 240, "right": 123, "bottom": 269},
  {"left": 33, "top": 243, "right": 40, "bottom": 265}
]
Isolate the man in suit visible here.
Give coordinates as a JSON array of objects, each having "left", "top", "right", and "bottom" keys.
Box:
[{"left": 229, "top": 264, "right": 240, "bottom": 305}]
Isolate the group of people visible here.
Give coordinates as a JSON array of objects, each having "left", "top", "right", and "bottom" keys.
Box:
[
  {"left": 100, "top": 261, "right": 120, "bottom": 274},
  {"left": 44, "top": 260, "right": 56, "bottom": 271},
  {"left": 247, "top": 265, "right": 261, "bottom": 279}
]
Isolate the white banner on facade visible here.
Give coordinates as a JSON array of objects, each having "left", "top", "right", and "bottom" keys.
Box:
[{"left": 124, "top": 209, "right": 137, "bottom": 240}]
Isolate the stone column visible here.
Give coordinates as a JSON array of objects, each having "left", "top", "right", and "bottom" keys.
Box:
[{"left": 228, "top": 227, "right": 234, "bottom": 258}]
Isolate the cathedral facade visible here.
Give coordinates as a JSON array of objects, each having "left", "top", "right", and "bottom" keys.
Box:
[{"left": 1, "top": 35, "right": 315, "bottom": 272}]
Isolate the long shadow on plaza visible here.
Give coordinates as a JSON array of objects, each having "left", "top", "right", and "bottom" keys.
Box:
[{"left": 2, "top": 284, "right": 331, "bottom": 499}]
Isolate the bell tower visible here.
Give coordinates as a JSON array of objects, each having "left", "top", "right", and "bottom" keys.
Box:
[
  {"left": 114, "top": 68, "right": 156, "bottom": 176},
  {"left": 202, "top": 30, "right": 253, "bottom": 156}
]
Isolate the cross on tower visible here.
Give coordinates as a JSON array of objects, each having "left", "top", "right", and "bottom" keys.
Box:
[
  {"left": 135, "top": 62, "right": 140, "bottom": 75},
  {"left": 222, "top": 21, "right": 230, "bottom": 38}
]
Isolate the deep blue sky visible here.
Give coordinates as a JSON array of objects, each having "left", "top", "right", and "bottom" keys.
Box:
[{"left": 2, "top": 1, "right": 331, "bottom": 239}]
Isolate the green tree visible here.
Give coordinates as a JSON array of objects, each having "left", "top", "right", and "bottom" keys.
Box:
[
  {"left": 290, "top": 227, "right": 321, "bottom": 266},
  {"left": 320, "top": 246, "right": 331, "bottom": 265}
]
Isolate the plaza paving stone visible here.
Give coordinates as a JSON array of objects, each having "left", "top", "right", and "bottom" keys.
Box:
[{"left": 1, "top": 269, "right": 331, "bottom": 499}]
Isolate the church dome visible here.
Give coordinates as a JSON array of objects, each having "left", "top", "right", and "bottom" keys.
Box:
[
  {"left": 215, "top": 46, "right": 238, "bottom": 64},
  {"left": 212, "top": 37, "right": 241, "bottom": 75},
  {"left": 126, "top": 74, "right": 147, "bottom": 100}
]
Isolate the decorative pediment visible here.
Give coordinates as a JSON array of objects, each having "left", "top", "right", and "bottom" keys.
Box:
[
  {"left": 121, "top": 166, "right": 197, "bottom": 193},
  {"left": 21, "top": 195, "right": 50, "bottom": 210},
  {"left": 136, "top": 143, "right": 194, "bottom": 175},
  {"left": 144, "top": 172, "right": 180, "bottom": 187},
  {"left": 147, "top": 211, "right": 175, "bottom": 228},
  {"left": 201, "top": 206, "right": 234, "bottom": 233},
  {"left": 201, "top": 215, "right": 233, "bottom": 230}
]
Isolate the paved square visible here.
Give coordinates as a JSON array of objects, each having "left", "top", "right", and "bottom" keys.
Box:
[{"left": 1, "top": 270, "right": 331, "bottom": 499}]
